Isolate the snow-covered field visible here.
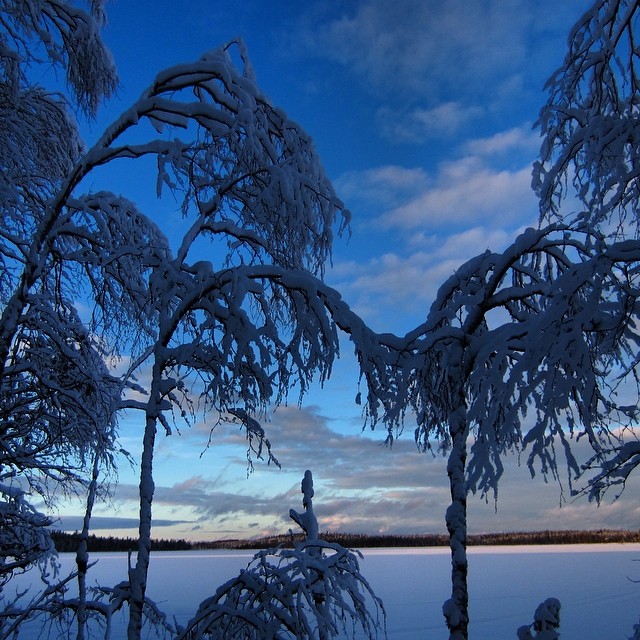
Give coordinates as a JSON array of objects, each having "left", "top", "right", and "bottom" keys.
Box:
[{"left": 10, "top": 544, "right": 640, "bottom": 638}]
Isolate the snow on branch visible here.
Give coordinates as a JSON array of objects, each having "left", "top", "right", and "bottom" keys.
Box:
[
  {"left": 289, "top": 469, "right": 319, "bottom": 541},
  {"left": 1, "top": 294, "right": 121, "bottom": 493},
  {"left": 78, "top": 41, "right": 348, "bottom": 278},
  {"left": 534, "top": 0, "right": 640, "bottom": 236},
  {"left": 396, "top": 224, "right": 640, "bottom": 499},
  {"left": 581, "top": 438, "right": 640, "bottom": 502},
  {"left": 0, "top": 483, "right": 55, "bottom": 587},
  {"left": 1, "top": 0, "right": 118, "bottom": 116},
  {"left": 227, "top": 408, "right": 281, "bottom": 473},
  {"left": 517, "top": 597, "right": 561, "bottom": 640},
  {"left": 141, "top": 261, "right": 404, "bottom": 441}
]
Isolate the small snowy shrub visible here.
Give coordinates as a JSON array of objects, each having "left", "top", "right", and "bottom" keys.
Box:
[
  {"left": 177, "top": 471, "right": 386, "bottom": 640},
  {"left": 517, "top": 597, "right": 561, "bottom": 640}
]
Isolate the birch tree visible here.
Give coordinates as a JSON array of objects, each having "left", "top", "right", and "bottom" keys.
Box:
[
  {"left": 374, "top": 3, "right": 640, "bottom": 637},
  {"left": 2, "top": 31, "right": 397, "bottom": 640},
  {"left": 101, "top": 44, "right": 409, "bottom": 637},
  {"left": 0, "top": 0, "right": 124, "bottom": 624},
  {"left": 0, "top": 2, "right": 401, "bottom": 637},
  {"left": 366, "top": 221, "right": 640, "bottom": 640},
  {"left": 534, "top": 0, "right": 640, "bottom": 499},
  {"left": 532, "top": 6, "right": 640, "bottom": 632}
]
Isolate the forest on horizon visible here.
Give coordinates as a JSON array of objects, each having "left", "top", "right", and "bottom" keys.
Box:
[{"left": 50, "top": 528, "right": 640, "bottom": 553}]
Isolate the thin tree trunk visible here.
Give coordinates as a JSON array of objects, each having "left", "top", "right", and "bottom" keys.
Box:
[
  {"left": 127, "top": 405, "right": 158, "bottom": 640},
  {"left": 443, "top": 403, "right": 469, "bottom": 640},
  {"left": 76, "top": 453, "right": 101, "bottom": 640}
]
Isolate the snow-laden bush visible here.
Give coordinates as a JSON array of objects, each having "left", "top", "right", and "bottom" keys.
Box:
[
  {"left": 517, "top": 597, "right": 561, "bottom": 640},
  {"left": 177, "top": 471, "right": 386, "bottom": 640}
]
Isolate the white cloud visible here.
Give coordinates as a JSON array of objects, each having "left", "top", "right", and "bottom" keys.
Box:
[
  {"left": 377, "top": 102, "right": 484, "bottom": 143},
  {"left": 329, "top": 141, "right": 540, "bottom": 331},
  {"left": 383, "top": 156, "right": 536, "bottom": 231},
  {"left": 335, "top": 165, "right": 430, "bottom": 212},
  {"left": 462, "top": 126, "right": 540, "bottom": 158},
  {"left": 297, "top": 0, "right": 584, "bottom": 100},
  {"left": 302, "top": 1, "right": 522, "bottom": 94},
  {"left": 335, "top": 126, "right": 539, "bottom": 237}
]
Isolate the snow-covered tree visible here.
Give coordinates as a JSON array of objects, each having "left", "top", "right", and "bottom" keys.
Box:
[
  {"left": 527, "top": 2, "right": 640, "bottom": 638},
  {"left": 0, "top": 2, "right": 124, "bottom": 630},
  {"left": 370, "top": 3, "right": 640, "bottom": 637},
  {"left": 0, "top": 0, "right": 119, "bottom": 365},
  {"left": 363, "top": 221, "right": 640, "bottom": 640},
  {"left": 534, "top": 0, "right": 640, "bottom": 503},
  {"left": 81, "top": 41, "right": 354, "bottom": 639},
  {"left": 0, "top": 28, "right": 396, "bottom": 639},
  {"left": 177, "top": 471, "right": 386, "bottom": 640},
  {"left": 0, "top": 2, "right": 400, "bottom": 637},
  {"left": 0, "top": 297, "right": 121, "bottom": 575}
]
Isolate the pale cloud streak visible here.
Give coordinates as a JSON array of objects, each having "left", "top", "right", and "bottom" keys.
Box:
[
  {"left": 377, "top": 102, "right": 484, "bottom": 143},
  {"left": 382, "top": 157, "right": 535, "bottom": 231},
  {"left": 335, "top": 165, "right": 430, "bottom": 212},
  {"left": 301, "top": 0, "right": 531, "bottom": 97},
  {"left": 462, "top": 126, "right": 541, "bottom": 158},
  {"left": 76, "top": 405, "right": 640, "bottom": 539},
  {"left": 296, "top": 0, "right": 586, "bottom": 105}
]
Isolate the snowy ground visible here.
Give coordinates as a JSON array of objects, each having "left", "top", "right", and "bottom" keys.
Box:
[{"left": 8, "top": 545, "right": 640, "bottom": 638}]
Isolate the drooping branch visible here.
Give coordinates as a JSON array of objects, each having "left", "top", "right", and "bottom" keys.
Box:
[{"left": 534, "top": 0, "right": 640, "bottom": 235}]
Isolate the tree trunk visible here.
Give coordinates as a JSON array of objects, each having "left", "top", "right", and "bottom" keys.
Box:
[
  {"left": 76, "top": 453, "right": 101, "bottom": 640},
  {"left": 443, "top": 403, "right": 469, "bottom": 640},
  {"left": 127, "top": 408, "right": 158, "bottom": 640}
]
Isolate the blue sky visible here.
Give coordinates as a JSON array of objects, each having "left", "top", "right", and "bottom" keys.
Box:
[{"left": 55, "top": 0, "right": 640, "bottom": 541}]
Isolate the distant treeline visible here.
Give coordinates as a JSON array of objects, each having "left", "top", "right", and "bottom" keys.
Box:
[
  {"left": 201, "top": 529, "right": 640, "bottom": 550},
  {"left": 51, "top": 531, "right": 192, "bottom": 553},
  {"left": 52, "top": 529, "right": 640, "bottom": 553}
]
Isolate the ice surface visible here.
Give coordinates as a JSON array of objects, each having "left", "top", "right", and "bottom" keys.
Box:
[{"left": 9, "top": 544, "right": 640, "bottom": 639}]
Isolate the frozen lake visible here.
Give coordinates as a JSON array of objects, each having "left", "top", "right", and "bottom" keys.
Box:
[{"left": 7, "top": 544, "right": 640, "bottom": 638}]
